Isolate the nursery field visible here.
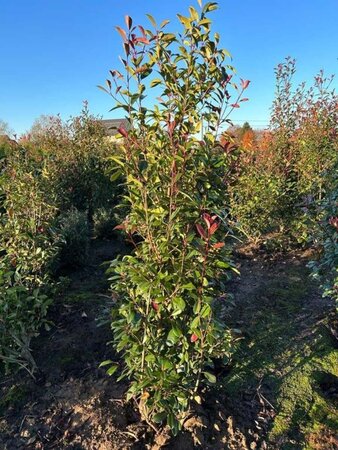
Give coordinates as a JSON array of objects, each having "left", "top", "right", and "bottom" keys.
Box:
[
  {"left": 1, "top": 241, "right": 336, "bottom": 449},
  {"left": 0, "top": 1, "right": 337, "bottom": 449}
]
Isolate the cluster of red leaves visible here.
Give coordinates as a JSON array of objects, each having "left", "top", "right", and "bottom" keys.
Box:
[
  {"left": 328, "top": 217, "right": 338, "bottom": 230},
  {"left": 196, "top": 213, "right": 220, "bottom": 240}
]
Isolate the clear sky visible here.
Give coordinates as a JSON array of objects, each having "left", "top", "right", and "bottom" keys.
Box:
[{"left": 1, "top": 0, "right": 337, "bottom": 135}]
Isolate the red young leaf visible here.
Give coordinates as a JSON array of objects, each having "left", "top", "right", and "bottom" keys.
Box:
[
  {"left": 135, "top": 65, "right": 148, "bottom": 73},
  {"left": 135, "top": 37, "right": 150, "bottom": 45},
  {"left": 240, "top": 79, "right": 251, "bottom": 90},
  {"left": 113, "top": 70, "right": 123, "bottom": 79},
  {"left": 115, "top": 26, "right": 127, "bottom": 42},
  {"left": 168, "top": 120, "right": 176, "bottom": 135},
  {"left": 329, "top": 217, "right": 338, "bottom": 229},
  {"left": 213, "top": 242, "right": 225, "bottom": 249},
  {"left": 114, "top": 223, "right": 126, "bottom": 230},
  {"left": 196, "top": 224, "right": 207, "bottom": 239},
  {"left": 190, "top": 334, "right": 198, "bottom": 343},
  {"left": 231, "top": 103, "right": 240, "bottom": 108},
  {"left": 202, "top": 213, "right": 211, "bottom": 229},
  {"left": 123, "top": 43, "right": 130, "bottom": 56},
  {"left": 138, "top": 25, "right": 147, "bottom": 37},
  {"left": 210, "top": 221, "right": 220, "bottom": 235},
  {"left": 117, "top": 126, "right": 128, "bottom": 138},
  {"left": 125, "top": 15, "right": 133, "bottom": 30},
  {"left": 152, "top": 302, "right": 159, "bottom": 312},
  {"left": 240, "top": 98, "right": 249, "bottom": 102}
]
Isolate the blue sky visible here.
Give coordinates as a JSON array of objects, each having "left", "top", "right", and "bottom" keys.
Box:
[{"left": 1, "top": 0, "right": 337, "bottom": 135}]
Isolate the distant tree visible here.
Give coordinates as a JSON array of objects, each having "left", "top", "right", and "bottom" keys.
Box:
[
  {"left": 238, "top": 121, "right": 252, "bottom": 139},
  {"left": 0, "top": 119, "right": 13, "bottom": 137},
  {"left": 24, "top": 114, "right": 62, "bottom": 144}
]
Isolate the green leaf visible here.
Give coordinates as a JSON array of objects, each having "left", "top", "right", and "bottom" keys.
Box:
[
  {"left": 177, "top": 14, "right": 191, "bottom": 29},
  {"left": 172, "top": 296, "right": 186, "bottom": 316},
  {"left": 203, "top": 371, "right": 216, "bottom": 383},
  {"left": 153, "top": 412, "right": 167, "bottom": 423},
  {"left": 190, "top": 316, "right": 200, "bottom": 330},
  {"left": 127, "top": 174, "right": 143, "bottom": 187},
  {"left": 200, "top": 303, "right": 211, "bottom": 318},
  {"left": 150, "top": 79, "right": 162, "bottom": 88},
  {"left": 160, "top": 358, "right": 173, "bottom": 370},
  {"left": 99, "top": 359, "right": 113, "bottom": 368},
  {"left": 109, "top": 156, "right": 125, "bottom": 167},
  {"left": 189, "top": 6, "right": 199, "bottom": 21},
  {"left": 110, "top": 169, "right": 123, "bottom": 181},
  {"left": 146, "top": 13, "right": 157, "bottom": 28},
  {"left": 216, "top": 260, "right": 231, "bottom": 269},
  {"left": 203, "top": 2, "right": 218, "bottom": 13},
  {"left": 167, "top": 328, "right": 179, "bottom": 345},
  {"left": 167, "top": 413, "right": 180, "bottom": 435},
  {"left": 182, "top": 282, "right": 195, "bottom": 291},
  {"left": 107, "top": 364, "right": 119, "bottom": 376},
  {"left": 172, "top": 325, "right": 183, "bottom": 337}
]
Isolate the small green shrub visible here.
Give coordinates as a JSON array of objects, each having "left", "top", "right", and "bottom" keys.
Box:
[
  {"left": 0, "top": 264, "right": 51, "bottom": 376},
  {"left": 0, "top": 146, "right": 58, "bottom": 375},
  {"left": 229, "top": 170, "right": 283, "bottom": 241},
  {"left": 0, "top": 150, "right": 59, "bottom": 288},
  {"left": 28, "top": 104, "right": 121, "bottom": 223},
  {"left": 93, "top": 207, "right": 121, "bottom": 239},
  {"left": 56, "top": 208, "right": 90, "bottom": 268},
  {"left": 309, "top": 169, "right": 338, "bottom": 306},
  {"left": 0, "top": 105, "right": 123, "bottom": 376}
]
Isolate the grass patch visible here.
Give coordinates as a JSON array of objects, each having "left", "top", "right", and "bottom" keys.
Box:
[
  {"left": 224, "top": 260, "right": 338, "bottom": 449},
  {"left": 0, "top": 384, "right": 31, "bottom": 415}
]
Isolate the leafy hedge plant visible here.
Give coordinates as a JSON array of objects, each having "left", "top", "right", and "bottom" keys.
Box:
[
  {"left": 0, "top": 105, "right": 122, "bottom": 375},
  {"left": 0, "top": 267, "right": 51, "bottom": 376},
  {"left": 26, "top": 103, "right": 122, "bottom": 224},
  {"left": 93, "top": 207, "right": 126, "bottom": 240},
  {"left": 55, "top": 208, "right": 91, "bottom": 269},
  {"left": 0, "top": 148, "right": 57, "bottom": 375},
  {"left": 229, "top": 58, "right": 338, "bottom": 245},
  {"left": 309, "top": 166, "right": 338, "bottom": 307},
  {"left": 104, "top": 1, "right": 248, "bottom": 433},
  {"left": 0, "top": 149, "right": 59, "bottom": 289}
]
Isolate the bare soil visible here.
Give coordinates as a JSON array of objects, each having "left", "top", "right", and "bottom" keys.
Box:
[{"left": 0, "top": 241, "right": 337, "bottom": 449}]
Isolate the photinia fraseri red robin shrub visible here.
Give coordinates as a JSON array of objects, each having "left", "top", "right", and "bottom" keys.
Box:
[
  {"left": 308, "top": 162, "right": 338, "bottom": 308},
  {"left": 229, "top": 58, "right": 338, "bottom": 245},
  {"left": 101, "top": 0, "right": 249, "bottom": 434}
]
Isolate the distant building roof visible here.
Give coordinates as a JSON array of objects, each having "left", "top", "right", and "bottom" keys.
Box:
[
  {"left": 0, "top": 134, "right": 17, "bottom": 146},
  {"left": 99, "top": 119, "right": 130, "bottom": 136}
]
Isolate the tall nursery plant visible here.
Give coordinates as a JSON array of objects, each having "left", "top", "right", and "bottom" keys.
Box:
[{"left": 103, "top": 1, "right": 249, "bottom": 432}]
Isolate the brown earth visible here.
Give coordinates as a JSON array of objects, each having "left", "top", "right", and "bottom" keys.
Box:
[{"left": 0, "top": 240, "right": 336, "bottom": 449}]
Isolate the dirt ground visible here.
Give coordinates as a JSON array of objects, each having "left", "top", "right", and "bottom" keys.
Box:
[{"left": 0, "top": 240, "right": 337, "bottom": 449}]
